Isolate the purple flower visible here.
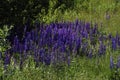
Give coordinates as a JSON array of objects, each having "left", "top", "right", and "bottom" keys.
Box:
[
  {"left": 24, "top": 39, "right": 28, "bottom": 50},
  {"left": 44, "top": 54, "right": 51, "bottom": 65},
  {"left": 85, "top": 22, "right": 90, "bottom": 33},
  {"left": 98, "top": 41, "right": 106, "bottom": 55},
  {"left": 75, "top": 37, "right": 81, "bottom": 51},
  {"left": 5, "top": 19, "right": 114, "bottom": 68},
  {"left": 99, "top": 35, "right": 107, "bottom": 41},
  {"left": 31, "top": 30, "right": 35, "bottom": 41},
  {"left": 4, "top": 51, "right": 11, "bottom": 66},
  {"left": 110, "top": 56, "right": 114, "bottom": 69},
  {"left": 112, "top": 38, "right": 117, "bottom": 50},
  {"left": 19, "top": 44, "right": 24, "bottom": 54},
  {"left": 39, "top": 49, "right": 45, "bottom": 63},
  {"left": 81, "top": 30, "right": 88, "bottom": 38}
]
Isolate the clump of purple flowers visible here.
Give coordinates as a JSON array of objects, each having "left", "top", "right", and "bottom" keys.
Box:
[{"left": 2, "top": 20, "right": 120, "bottom": 69}]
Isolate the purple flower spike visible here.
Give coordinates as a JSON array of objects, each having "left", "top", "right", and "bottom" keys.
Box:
[
  {"left": 110, "top": 56, "right": 114, "bottom": 69},
  {"left": 98, "top": 41, "right": 106, "bottom": 56},
  {"left": 4, "top": 51, "right": 11, "bottom": 70},
  {"left": 112, "top": 38, "right": 117, "bottom": 50},
  {"left": 44, "top": 54, "right": 51, "bottom": 65},
  {"left": 85, "top": 22, "right": 90, "bottom": 33}
]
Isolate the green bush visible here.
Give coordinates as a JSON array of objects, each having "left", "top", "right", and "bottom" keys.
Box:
[
  {"left": 0, "top": 25, "right": 12, "bottom": 52},
  {"left": 0, "top": 0, "right": 49, "bottom": 26}
]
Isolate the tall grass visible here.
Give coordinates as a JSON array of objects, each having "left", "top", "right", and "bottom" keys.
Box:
[{"left": 0, "top": 0, "right": 120, "bottom": 80}]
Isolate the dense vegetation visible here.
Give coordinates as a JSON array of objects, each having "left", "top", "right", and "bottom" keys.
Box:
[{"left": 0, "top": 0, "right": 120, "bottom": 80}]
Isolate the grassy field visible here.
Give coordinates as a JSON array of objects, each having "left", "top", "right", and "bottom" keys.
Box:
[{"left": 0, "top": 0, "right": 120, "bottom": 80}]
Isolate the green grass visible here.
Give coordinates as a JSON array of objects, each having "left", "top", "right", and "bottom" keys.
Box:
[
  {"left": 0, "top": 54, "right": 112, "bottom": 80},
  {"left": 0, "top": 49, "right": 120, "bottom": 80},
  {"left": 40, "top": 0, "right": 120, "bottom": 34},
  {"left": 1, "top": 0, "right": 120, "bottom": 80}
]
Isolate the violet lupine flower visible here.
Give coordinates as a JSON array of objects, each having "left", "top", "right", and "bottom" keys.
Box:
[
  {"left": 98, "top": 41, "right": 106, "bottom": 55},
  {"left": 116, "top": 56, "right": 120, "bottom": 69},
  {"left": 5, "top": 20, "right": 114, "bottom": 67},
  {"left": 4, "top": 51, "right": 11, "bottom": 70},
  {"left": 31, "top": 30, "right": 35, "bottom": 41},
  {"left": 85, "top": 22, "right": 90, "bottom": 33},
  {"left": 81, "top": 29, "right": 88, "bottom": 38},
  {"left": 99, "top": 35, "right": 107, "bottom": 42},
  {"left": 99, "top": 35, "right": 103, "bottom": 42},
  {"left": 60, "top": 45, "right": 67, "bottom": 53},
  {"left": 44, "top": 53, "right": 51, "bottom": 65},
  {"left": 112, "top": 38, "right": 117, "bottom": 50},
  {"left": 23, "top": 39, "right": 28, "bottom": 51},
  {"left": 110, "top": 56, "right": 114, "bottom": 69},
  {"left": 25, "top": 32, "right": 31, "bottom": 42},
  {"left": 18, "top": 44, "right": 24, "bottom": 54},
  {"left": 39, "top": 49, "right": 45, "bottom": 63}
]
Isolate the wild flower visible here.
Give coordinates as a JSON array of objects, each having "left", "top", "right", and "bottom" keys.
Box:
[
  {"left": 98, "top": 41, "right": 106, "bottom": 55},
  {"left": 4, "top": 20, "right": 120, "bottom": 69},
  {"left": 111, "top": 38, "right": 117, "bottom": 50},
  {"left": 110, "top": 56, "right": 114, "bottom": 69}
]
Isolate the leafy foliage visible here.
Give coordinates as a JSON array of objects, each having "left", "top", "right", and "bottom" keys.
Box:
[
  {"left": 1, "top": 20, "right": 120, "bottom": 71},
  {"left": 0, "top": 25, "right": 12, "bottom": 52},
  {"left": 1, "top": 0, "right": 120, "bottom": 80}
]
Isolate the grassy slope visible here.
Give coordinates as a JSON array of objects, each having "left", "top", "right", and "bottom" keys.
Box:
[
  {"left": 1, "top": 0, "right": 120, "bottom": 80},
  {"left": 60, "top": 0, "right": 120, "bottom": 34}
]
